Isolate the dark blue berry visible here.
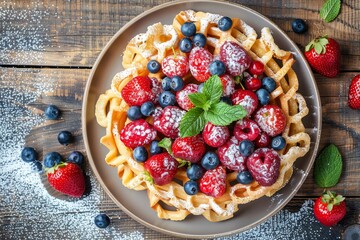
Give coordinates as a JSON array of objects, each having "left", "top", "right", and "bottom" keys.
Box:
[
  {"left": 343, "top": 224, "right": 360, "bottom": 240},
  {"left": 198, "top": 83, "right": 204, "bottom": 93},
  {"left": 21, "top": 147, "right": 38, "bottom": 162},
  {"left": 256, "top": 88, "right": 270, "bottom": 106},
  {"left": 147, "top": 60, "right": 161, "bottom": 73},
  {"left": 67, "top": 151, "right": 84, "bottom": 165},
  {"left": 236, "top": 171, "right": 254, "bottom": 184},
  {"left": 184, "top": 180, "right": 199, "bottom": 195},
  {"left": 239, "top": 140, "right": 254, "bottom": 157},
  {"left": 271, "top": 136, "right": 286, "bottom": 150},
  {"left": 218, "top": 16, "right": 233, "bottom": 31},
  {"left": 262, "top": 77, "right": 276, "bottom": 93},
  {"left": 162, "top": 77, "right": 172, "bottom": 91},
  {"left": 186, "top": 164, "right": 205, "bottom": 180},
  {"left": 193, "top": 33, "right": 207, "bottom": 47},
  {"left": 220, "top": 96, "right": 232, "bottom": 105},
  {"left": 179, "top": 37, "right": 193, "bottom": 53},
  {"left": 209, "top": 60, "right": 226, "bottom": 76},
  {"left": 150, "top": 140, "right": 162, "bottom": 155},
  {"left": 31, "top": 160, "right": 43, "bottom": 173},
  {"left": 291, "top": 19, "right": 308, "bottom": 34},
  {"left": 181, "top": 21, "right": 196, "bottom": 37},
  {"left": 133, "top": 146, "right": 148, "bottom": 162},
  {"left": 94, "top": 214, "right": 110, "bottom": 228},
  {"left": 58, "top": 131, "right": 73, "bottom": 145},
  {"left": 127, "top": 106, "right": 143, "bottom": 121},
  {"left": 140, "top": 101, "right": 155, "bottom": 117},
  {"left": 201, "top": 151, "right": 220, "bottom": 170},
  {"left": 158, "top": 91, "right": 176, "bottom": 107},
  {"left": 170, "top": 76, "right": 184, "bottom": 91},
  {"left": 44, "top": 152, "right": 62, "bottom": 168},
  {"left": 45, "top": 105, "right": 61, "bottom": 120}
]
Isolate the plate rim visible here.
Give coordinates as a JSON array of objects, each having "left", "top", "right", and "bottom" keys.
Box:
[{"left": 82, "top": 0, "right": 322, "bottom": 238}]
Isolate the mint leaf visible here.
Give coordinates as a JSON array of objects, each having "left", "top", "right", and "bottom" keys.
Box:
[
  {"left": 158, "top": 138, "right": 172, "bottom": 154},
  {"left": 314, "top": 144, "right": 343, "bottom": 188},
  {"left": 188, "top": 92, "right": 210, "bottom": 110},
  {"left": 179, "top": 107, "right": 206, "bottom": 137},
  {"left": 203, "top": 75, "right": 223, "bottom": 104},
  {"left": 320, "top": 0, "right": 341, "bottom": 23},
  {"left": 204, "top": 102, "right": 246, "bottom": 126}
]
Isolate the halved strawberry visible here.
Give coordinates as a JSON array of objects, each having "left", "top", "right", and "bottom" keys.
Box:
[
  {"left": 172, "top": 135, "right": 206, "bottom": 163},
  {"left": 144, "top": 153, "right": 179, "bottom": 186},
  {"left": 199, "top": 165, "right": 227, "bottom": 198},
  {"left": 120, "top": 119, "right": 157, "bottom": 148},
  {"left": 189, "top": 47, "right": 213, "bottom": 82},
  {"left": 121, "top": 76, "right": 155, "bottom": 106}
]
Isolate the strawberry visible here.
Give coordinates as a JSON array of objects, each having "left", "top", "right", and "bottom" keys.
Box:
[
  {"left": 220, "top": 74, "right": 235, "bottom": 96},
  {"left": 304, "top": 36, "right": 340, "bottom": 78},
  {"left": 220, "top": 41, "right": 251, "bottom": 76},
  {"left": 153, "top": 106, "right": 186, "bottom": 139},
  {"left": 47, "top": 162, "right": 85, "bottom": 198},
  {"left": 189, "top": 47, "right": 213, "bottom": 82},
  {"left": 161, "top": 55, "right": 189, "bottom": 78},
  {"left": 120, "top": 119, "right": 157, "bottom": 148},
  {"left": 254, "top": 105, "right": 286, "bottom": 137},
  {"left": 144, "top": 153, "right": 179, "bottom": 186},
  {"left": 314, "top": 191, "right": 346, "bottom": 227},
  {"left": 217, "top": 136, "right": 247, "bottom": 172},
  {"left": 172, "top": 134, "right": 206, "bottom": 163},
  {"left": 176, "top": 84, "right": 198, "bottom": 111},
  {"left": 234, "top": 118, "right": 261, "bottom": 141},
  {"left": 202, "top": 122, "right": 230, "bottom": 148},
  {"left": 231, "top": 89, "right": 258, "bottom": 117},
  {"left": 121, "top": 76, "right": 155, "bottom": 106},
  {"left": 199, "top": 165, "right": 227, "bottom": 198},
  {"left": 348, "top": 74, "right": 360, "bottom": 109}
]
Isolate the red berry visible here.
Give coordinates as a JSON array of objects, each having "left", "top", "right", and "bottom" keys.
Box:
[
  {"left": 254, "top": 105, "right": 287, "bottom": 137},
  {"left": 348, "top": 74, "right": 360, "bottom": 109},
  {"left": 314, "top": 191, "right": 346, "bottom": 227},
  {"left": 202, "top": 122, "right": 230, "bottom": 148},
  {"left": 144, "top": 153, "right": 179, "bottom": 186},
  {"left": 220, "top": 74, "right": 235, "bottom": 96},
  {"left": 150, "top": 77, "right": 162, "bottom": 103},
  {"left": 189, "top": 47, "right": 213, "bottom": 82},
  {"left": 234, "top": 118, "right": 261, "bottom": 141},
  {"left": 217, "top": 136, "right": 247, "bottom": 171},
  {"left": 220, "top": 41, "right": 251, "bottom": 76},
  {"left": 254, "top": 132, "right": 271, "bottom": 148},
  {"left": 121, "top": 76, "right": 155, "bottom": 106},
  {"left": 244, "top": 77, "right": 262, "bottom": 91},
  {"left": 162, "top": 55, "right": 189, "bottom": 78},
  {"left": 172, "top": 135, "right": 206, "bottom": 163},
  {"left": 176, "top": 84, "right": 198, "bottom": 111},
  {"left": 231, "top": 89, "right": 258, "bottom": 117},
  {"left": 120, "top": 119, "right": 157, "bottom": 148},
  {"left": 153, "top": 106, "right": 186, "bottom": 139},
  {"left": 248, "top": 60, "right": 264, "bottom": 76},
  {"left": 246, "top": 148, "right": 280, "bottom": 186},
  {"left": 199, "top": 166, "right": 227, "bottom": 198}
]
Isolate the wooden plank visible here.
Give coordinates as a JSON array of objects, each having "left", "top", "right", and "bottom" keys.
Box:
[{"left": 0, "top": 0, "right": 359, "bottom": 70}]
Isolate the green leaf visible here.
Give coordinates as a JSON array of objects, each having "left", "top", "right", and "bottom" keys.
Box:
[
  {"left": 314, "top": 144, "right": 343, "bottom": 188},
  {"left": 179, "top": 107, "right": 206, "bottom": 137},
  {"left": 203, "top": 75, "right": 223, "bottom": 104},
  {"left": 158, "top": 138, "right": 172, "bottom": 155},
  {"left": 204, "top": 102, "right": 247, "bottom": 126},
  {"left": 188, "top": 92, "right": 210, "bottom": 110},
  {"left": 320, "top": 0, "right": 341, "bottom": 23}
]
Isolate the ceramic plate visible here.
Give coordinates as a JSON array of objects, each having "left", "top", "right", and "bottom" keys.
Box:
[{"left": 82, "top": 0, "right": 321, "bottom": 238}]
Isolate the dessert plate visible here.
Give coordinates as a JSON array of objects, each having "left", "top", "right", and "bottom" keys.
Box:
[{"left": 82, "top": 0, "right": 321, "bottom": 238}]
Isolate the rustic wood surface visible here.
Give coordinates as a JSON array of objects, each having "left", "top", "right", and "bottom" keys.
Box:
[{"left": 1, "top": 0, "right": 360, "bottom": 239}]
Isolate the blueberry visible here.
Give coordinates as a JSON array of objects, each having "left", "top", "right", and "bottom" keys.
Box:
[
  {"left": 262, "top": 77, "right": 276, "bottom": 93},
  {"left": 201, "top": 151, "right": 219, "bottom": 170},
  {"left": 140, "top": 101, "right": 155, "bottom": 117},
  {"left": 67, "top": 151, "right": 84, "bottom": 165},
  {"left": 343, "top": 224, "right": 360, "bottom": 240},
  {"left": 44, "top": 104, "right": 61, "bottom": 120},
  {"left": 158, "top": 91, "right": 176, "bottom": 107},
  {"left": 198, "top": 83, "right": 204, "bottom": 93},
  {"left": 181, "top": 21, "right": 196, "bottom": 37},
  {"left": 31, "top": 160, "right": 43, "bottom": 173},
  {"left": 170, "top": 76, "right": 184, "bottom": 91},
  {"left": 186, "top": 164, "right": 205, "bottom": 180},
  {"left": 184, "top": 180, "right": 199, "bottom": 195},
  {"left": 220, "top": 96, "right": 232, "bottom": 105},
  {"left": 44, "top": 152, "right": 62, "bottom": 168},
  {"left": 291, "top": 19, "right": 308, "bottom": 34},
  {"left": 256, "top": 88, "right": 270, "bottom": 106},
  {"left": 179, "top": 37, "right": 193, "bottom": 53},
  {"left": 127, "top": 106, "right": 143, "bottom": 121},
  {"left": 209, "top": 60, "right": 226, "bottom": 76},
  {"left": 147, "top": 60, "right": 161, "bottom": 73},
  {"left": 133, "top": 146, "right": 148, "bottom": 162},
  {"left": 161, "top": 77, "right": 172, "bottom": 91},
  {"left": 271, "top": 136, "right": 286, "bottom": 150},
  {"left": 236, "top": 171, "right": 254, "bottom": 184},
  {"left": 58, "top": 131, "right": 73, "bottom": 145},
  {"left": 218, "top": 16, "right": 233, "bottom": 31},
  {"left": 150, "top": 140, "right": 162, "bottom": 155},
  {"left": 193, "top": 33, "right": 207, "bottom": 47},
  {"left": 94, "top": 214, "right": 110, "bottom": 228},
  {"left": 21, "top": 147, "right": 38, "bottom": 162},
  {"left": 239, "top": 140, "right": 254, "bottom": 157}
]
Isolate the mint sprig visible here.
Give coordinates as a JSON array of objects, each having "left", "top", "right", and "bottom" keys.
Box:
[
  {"left": 320, "top": 0, "right": 341, "bottom": 23},
  {"left": 179, "top": 75, "right": 246, "bottom": 137}
]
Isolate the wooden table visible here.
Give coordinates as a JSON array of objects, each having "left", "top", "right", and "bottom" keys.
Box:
[{"left": 1, "top": 0, "right": 359, "bottom": 239}]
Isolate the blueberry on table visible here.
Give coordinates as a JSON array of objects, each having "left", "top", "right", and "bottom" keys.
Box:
[
  {"left": 201, "top": 151, "right": 220, "bottom": 170},
  {"left": 147, "top": 60, "right": 161, "bottom": 73},
  {"left": 184, "top": 180, "right": 199, "bottom": 195},
  {"left": 291, "top": 19, "right": 308, "bottom": 34},
  {"left": 94, "top": 214, "right": 110, "bottom": 228},
  {"left": 256, "top": 88, "right": 270, "bottom": 106},
  {"left": 58, "top": 131, "right": 73, "bottom": 145},
  {"left": 262, "top": 77, "right": 276, "bottom": 93},
  {"left": 343, "top": 224, "right": 360, "bottom": 240},
  {"left": 67, "top": 151, "right": 84, "bottom": 165},
  {"left": 44, "top": 104, "right": 61, "bottom": 120},
  {"left": 186, "top": 164, "right": 204, "bottom": 180},
  {"left": 236, "top": 171, "right": 254, "bottom": 184},
  {"left": 140, "top": 101, "right": 155, "bottom": 117},
  {"left": 150, "top": 140, "right": 162, "bottom": 155},
  {"left": 179, "top": 37, "right": 193, "bottom": 53},
  {"left": 21, "top": 147, "right": 38, "bottom": 162},
  {"left": 170, "top": 76, "right": 184, "bottom": 91},
  {"left": 127, "top": 106, "right": 143, "bottom": 121},
  {"left": 192, "top": 33, "right": 207, "bottom": 48},
  {"left": 161, "top": 77, "right": 172, "bottom": 91},
  {"left": 209, "top": 60, "right": 226, "bottom": 76},
  {"left": 158, "top": 91, "right": 176, "bottom": 107},
  {"left": 44, "top": 152, "right": 62, "bottom": 168},
  {"left": 271, "top": 136, "right": 286, "bottom": 150},
  {"left": 181, "top": 21, "right": 196, "bottom": 37},
  {"left": 133, "top": 146, "right": 148, "bottom": 162},
  {"left": 218, "top": 16, "right": 233, "bottom": 31},
  {"left": 239, "top": 140, "right": 255, "bottom": 157}
]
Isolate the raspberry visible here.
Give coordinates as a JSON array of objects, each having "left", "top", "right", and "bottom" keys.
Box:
[
  {"left": 176, "top": 84, "right": 198, "bottom": 111},
  {"left": 220, "top": 41, "right": 251, "bottom": 76},
  {"left": 202, "top": 122, "right": 230, "bottom": 147},
  {"left": 153, "top": 106, "right": 186, "bottom": 139},
  {"left": 254, "top": 132, "right": 271, "bottom": 148},
  {"left": 189, "top": 47, "right": 213, "bottom": 82},
  {"left": 149, "top": 77, "right": 162, "bottom": 103},
  {"left": 199, "top": 165, "right": 227, "bottom": 198},
  {"left": 231, "top": 89, "right": 258, "bottom": 117},
  {"left": 120, "top": 119, "right": 157, "bottom": 149},
  {"left": 217, "top": 136, "right": 247, "bottom": 171},
  {"left": 220, "top": 74, "right": 235, "bottom": 96},
  {"left": 162, "top": 55, "right": 189, "bottom": 78},
  {"left": 254, "top": 105, "right": 287, "bottom": 137},
  {"left": 121, "top": 76, "right": 155, "bottom": 106},
  {"left": 233, "top": 118, "right": 261, "bottom": 141},
  {"left": 172, "top": 135, "right": 206, "bottom": 163},
  {"left": 144, "top": 153, "right": 179, "bottom": 186}
]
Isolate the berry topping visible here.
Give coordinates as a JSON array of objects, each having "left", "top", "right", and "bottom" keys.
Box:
[
  {"left": 220, "top": 74, "right": 235, "bottom": 96},
  {"left": 44, "top": 152, "right": 62, "bottom": 168},
  {"left": 234, "top": 118, "right": 261, "bottom": 141},
  {"left": 186, "top": 163, "right": 205, "bottom": 180},
  {"left": 271, "top": 136, "right": 286, "bottom": 150},
  {"left": 254, "top": 105, "right": 287, "bottom": 137},
  {"left": 144, "top": 153, "right": 179, "bottom": 186},
  {"left": 220, "top": 41, "right": 251, "bottom": 76},
  {"left": 209, "top": 60, "right": 226, "bottom": 76},
  {"left": 236, "top": 170, "right": 254, "bottom": 184},
  {"left": 181, "top": 21, "right": 196, "bottom": 37},
  {"left": 149, "top": 77, "right": 162, "bottom": 103},
  {"left": 262, "top": 77, "right": 277, "bottom": 93},
  {"left": 217, "top": 136, "right": 247, "bottom": 171},
  {"left": 121, "top": 76, "right": 155, "bottom": 106},
  {"left": 199, "top": 165, "right": 227, "bottom": 198},
  {"left": 176, "top": 83, "right": 198, "bottom": 111},
  {"left": 150, "top": 140, "right": 162, "bottom": 155},
  {"left": 202, "top": 122, "right": 230, "bottom": 147},
  {"left": 256, "top": 88, "right": 270, "bottom": 106},
  {"left": 158, "top": 91, "right": 176, "bottom": 107},
  {"left": 120, "top": 119, "right": 157, "bottom": 148},
  {"left": 292, "top": 19, "right": 308, "bottom": 34},
  {"left": 192, "top": 33, "right": 207, "bottom": 47},
  {"left": 153, "top": 106, "right": 186, "bottom": 139},
  {"left": 147, "top": 59, "right": 161, "bottom": 73},
  {"left": 189, "top": 47, "right": 213, "bottom": 82},
  {"left": 161, "top": 77, "right": 172, "bottom": 91},
  {"left": 140, "top": 101, "right": 155, "bottom": 117},
  {"left": 67, "top": 151, "right": 84, "bottom": 166},
  {"left": 133, "top": 146, "right": 148, "bottom": 162},
  {"left": 218, "top": 16, "right": 233, "bottom": 31},
  {"left": 21, "top": 147, "right": 38, "bottom": 162},
  {"left": 231, "top": 89, "right": 258, "bottom": 117},
  {"left": 245, "top": 76, "right": 261, "bottom": 91},
  {"left": 179, "top": 37, "right": 193, "bottom": 53},
  {"left": 94, "top": 214, "right": 111, "bottom": 228},
  {"left": 170, "top": 76, "right": 185, "bottom": 91},
  {"left": 246, "top": 148, "right": 280, "bottom": 186},
  {"left": 254, "top": 132, "right": 271, "bottom": 148},
  {"left": 239, "top": 139, "right": 255, "bottom": 157},
  {"left": 162, "top": 55, "right": 189, "bottom": 78},
  {"left": 172, "top": 135, "right": 206, "bottom": 163},
  {"left": 184, "top": 180, "right": 199, "bottom": 195},
  {"left": 248, "top": 60, "right": 264, "bottom": 76},
  {"left": 58, "top": 131, "right": 73, "bottom": 146},
  {"left": 45, "top": 104, "right": 61, "bottom": 120},
  {"left": 348, "top": 74, "right": 360, "bottom": 109},
  {"left": 201, "top": 151, "right": 220, "bottom": 170},
  {"left": 127, "top": 106, "right": 143, "bottom": 121}
]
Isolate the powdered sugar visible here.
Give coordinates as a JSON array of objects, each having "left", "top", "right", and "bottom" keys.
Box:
[
  {"left": 217, "top": 137, "right": 247, "bottom": 171},
  {"left": 220, "top": 41, "right": 251, "bottom": 76}
]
